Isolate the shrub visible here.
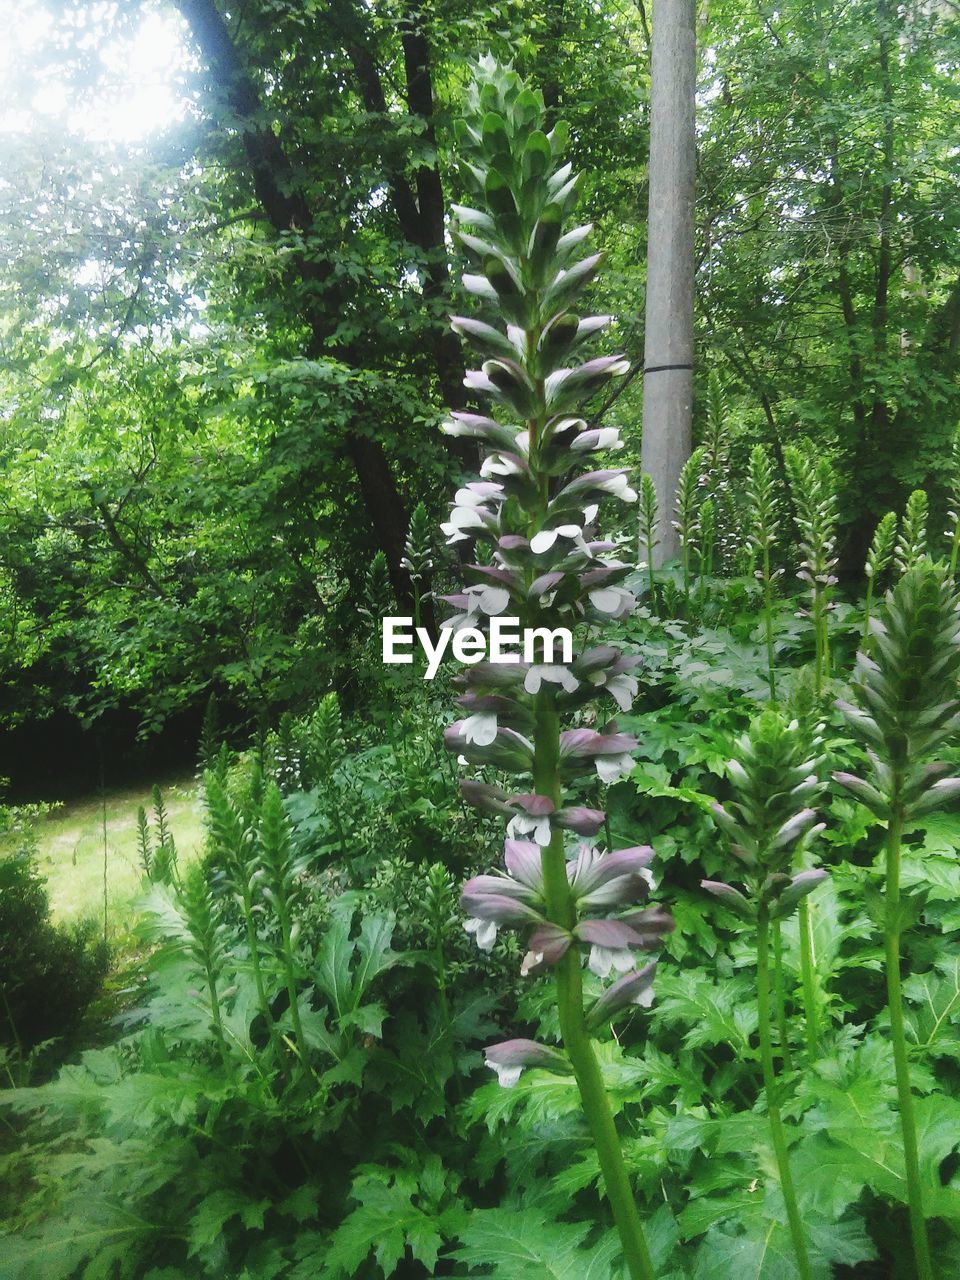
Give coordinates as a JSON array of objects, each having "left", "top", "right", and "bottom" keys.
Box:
[{"left": 0, "top": 852, "right": 109, "bottom": 1058}]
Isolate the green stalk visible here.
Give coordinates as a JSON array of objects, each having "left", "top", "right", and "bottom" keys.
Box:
[
  {"left": 771, "top": 921, "right": 794, "bottom": 1073},
  {"left": 203, "top": 957, "right": 230, "bottom": 1070},
  {"left": 273, "top": 895, "right": 307, "bottom": 1058},
  {"left": 798, "top": 897, "right": 820, "bottom": 1059},
  {"left": 533, "top": 692, "right": 655, "bottom": 1280},
  {"left": 813, "top": 584, "right": 824, "bottom": 696},
  {"left": 757, "top": 909, "right": 813, "bottom": 1280},
  {"left": 762, "top": 545, "right": 777, "bottom": 701},
  {"left": 434, "top": 933, "right": 462, "bottom": 1103},
  {"left": 884, "top": 797, "right": 934, "bottom": 1280},
  {"left": 862, "top": 576, "right": 874, "bottom": 649},
  {"left": 237, "top": 883, "right": 280, "bottom": 1058}
]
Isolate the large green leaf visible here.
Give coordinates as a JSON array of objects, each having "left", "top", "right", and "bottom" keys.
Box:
[{"left": 451, "top": 1209, "right": 621, "bottom": 1279}]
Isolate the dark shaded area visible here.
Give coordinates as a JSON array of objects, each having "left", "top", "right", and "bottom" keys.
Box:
[{"left": 1, "top": 705, "right": 206, "bottom": 803}]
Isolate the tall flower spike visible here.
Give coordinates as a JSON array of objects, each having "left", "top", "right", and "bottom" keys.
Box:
[
  {"left": 444, "top": 57, "right": 671, "bottom": 1280},
  {"left": 638, "top": 472, "right": 659, "bottom": 605},
  {"left": 784, "top": 447, "right": 838, "bottom": 696},
  {"left": 834, "top": 562, "right": 960, "bottom": 1280},
  {"left": 702, "top": 707, "right": 827, "bottom": 1280},
  {"left": 863, "top": 510, "right": 897, "bottom": 648},
  {"left": 746, "top": 444, "right": 781, "bottom": 701},
  {"left": 704, "top": 709, "right": 826, "bottom": 921},
  {"left": 673, "top": 446, "right": 706, "bottom": 606},
  {"left": 894, "top": 488, "right": 928, "bottom": 577}
]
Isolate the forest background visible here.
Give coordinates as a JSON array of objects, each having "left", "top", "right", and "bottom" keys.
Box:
[{"left": 2, "top": 0, "right": 959, "bottom": 784}]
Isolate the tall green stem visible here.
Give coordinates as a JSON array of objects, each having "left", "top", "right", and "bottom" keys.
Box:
[
  {"left": 797, "top": 898, "right": 820, "bottom": 1059},
  {"left": 238, "top": 888, "right": 281, "bottom": 1061},
  {"left": 757, "top": 910, "right": 812, "bottom": 1280},
  {"left": 533, "top": 693, "right": 655, "bottom": 1280},
  {"left": 862, "top": 577, "right": 874, "bottom": 649},
  {"left": 203, "top": 959, "right": 230, "bottom": 1070},
  {"left": 771, "top": 921, "right": 793, "bottom": 1073},
  {"left": 762, "top": 546, "right": 777, "bottom": 701},
  {"left": 273, "top": 897, "right": 307, "bottom": 1058},
  {"left": 434, "top": 932, "right": 461, "bottom": 1102},
  {"left": 813, "top": 585, "right": 825, "bottom": 696},
  {"left": 885, "top": 798, "right": 935, "bottom": 1280}
]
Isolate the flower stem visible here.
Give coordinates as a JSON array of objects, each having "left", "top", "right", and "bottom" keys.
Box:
[
  {"left": 762, "top": 547, "right": 777, "bottom": 701},
  {"left": 533, "top": 692, "right": 655, "bottom": 1280},
  {"left": 771, "top": 920, "right": 794, "bottom": 1073},
  {"left": 757, "top": 909, "right": 812, "bottom": 1280},
  {"left": 797, "top": 898, "right": 820, "bottom": 1059},
  {"left": 885, "top": 799, "right": 935, "bottom": 1280},
  {"left": 862, "top": 577, "right": 874, "bottom": 649}
]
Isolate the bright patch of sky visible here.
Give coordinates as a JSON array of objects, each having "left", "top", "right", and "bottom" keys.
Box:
[{"left": 0, "top": 1, "right": 192, "bottom": 143}]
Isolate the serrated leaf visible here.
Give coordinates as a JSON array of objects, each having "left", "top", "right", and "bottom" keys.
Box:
[
  {"left": 903, "top": 956, "right": 960, "bottom": 1056},
  {"left": 325, "top": 1164, "right": 462, "bottom": 1279},
  {"left": 451, "top": 1209, "right": 619, "bottom": 1279},
  {"left": 187, "top": 1188, "right": 269, "bottom": 1256}
]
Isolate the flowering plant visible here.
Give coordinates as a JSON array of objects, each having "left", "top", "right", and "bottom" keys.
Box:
[{"left": 438, "top": 57, "right": 672, "bottom": 1280}]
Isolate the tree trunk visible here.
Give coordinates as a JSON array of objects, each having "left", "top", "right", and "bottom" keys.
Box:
[{"left": 641, "top": 0, "right": 697, "bottom": 565}]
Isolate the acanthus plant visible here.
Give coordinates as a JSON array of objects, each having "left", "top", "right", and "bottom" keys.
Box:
[
  {"left": 862, "top": 510, "right": 897, "bottom": 648},
  {"left": 834, "top": 562, "right": 960, "bottom": 1280},
  {"left": 746, "top": 444, "right": 782, "bottom": 702},
  {"left": 895, "top": 487, "right": 928, "bottom": 576},
  {"left": 702, "top": 708, "right": 829, "bottom": 1280},
  {"left": 784, "top": 447, "right": 839, "bottom": 697},
  {"left": 439, "top": 58, "right": 673, "bottom": 1280}
]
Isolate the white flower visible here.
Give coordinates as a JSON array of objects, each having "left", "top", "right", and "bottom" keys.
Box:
[
  {"left": 481, "top": 453, "right": 524, "bottom": 478},
  {"left": 463, "top": 713, "right": 497, "bottom": 746},
  {"left": 605, "top": 672, "right": 639, "bottom": 712},
  {"left": 464, "top": 917, "right": 498, "bottom": 951},
  {"left": 507, "top": 811, "right": 551, "bottom": 847},
  {"left": 633, "top": 985, "right": 655, "bottom": 1009},
  {"left": 604, "top": 475, "right": 637, "bottom": 502},
  {"left": 530, "top": 524, "right": 582, "bottom": 554},
  {"left": 523, "top": 665, "right": 580, "bottom": 695},
  {"left": 596, "top": 753, "right": 635, "bottom": 784},
  {"left": 520, "top": 950, "right": 544, "bottom": 977},
  {"left": 588, "top": 945, "right": 636, "bottom": 978},
  {"left": 571, "top": 427, "right": 623, "bottom": 453},
  {"left": 582, "top": 503, "right": 599, "bottom": 525},
  {"left": 440, "top": 522, "right": 470, "bottom": 545},
  {"left": 588, "top": 668, "right": 638, "bottom": 713},
  {"left": 449, "top": 504, "right": 487, "bottom": 528},
  {"left": 589, "top": 586, "right": 634, "bottom": 616},
  {"left": 487, "top": 1060, "right": 523, "bottom": 1088},
  {"left": 474, "top": 585, "right": 511, "bottom": 615}
]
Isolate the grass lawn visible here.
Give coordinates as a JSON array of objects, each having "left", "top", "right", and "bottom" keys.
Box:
[{"left": 30, "top": 775, "right": 204, "bottom": 932}]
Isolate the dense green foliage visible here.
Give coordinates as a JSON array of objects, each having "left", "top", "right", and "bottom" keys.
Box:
[
  {"left": 3, "top": 6, "right": 960, "bottom": 1278},
  {"left": 2, "top": 0, "right": 959, "bottom": 740},
  {"left": 0, "top": 816, "right": 109, "bottom": 1071}
]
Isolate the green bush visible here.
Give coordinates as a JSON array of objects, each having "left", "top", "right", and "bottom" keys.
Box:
[{"left": 0, "top": 852, "right": 109, "bottom": 1056}]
